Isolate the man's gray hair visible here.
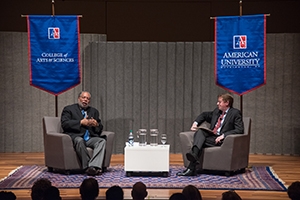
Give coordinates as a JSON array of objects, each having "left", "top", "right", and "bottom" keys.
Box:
[{"left": 78, "top": 91, "right": 91, "bottom": 98}]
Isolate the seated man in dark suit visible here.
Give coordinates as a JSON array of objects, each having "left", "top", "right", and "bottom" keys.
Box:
[
  {"left": 61, "top": 91, "right": 106, "bottom": 176},
  {"left": 177, "top": 93, "right": 244, "bottom": 176}
]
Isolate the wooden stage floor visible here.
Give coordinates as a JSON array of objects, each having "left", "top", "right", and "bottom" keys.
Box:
[{"left": 0, "top": 153, "right": 299, "bottom": 200}]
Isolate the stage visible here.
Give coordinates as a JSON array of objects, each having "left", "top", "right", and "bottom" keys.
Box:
[{"left": 0, "top": 153, "right": 299, "bottom": 200}]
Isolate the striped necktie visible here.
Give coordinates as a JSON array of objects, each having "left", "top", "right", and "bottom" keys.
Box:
[{"left": 213, "top": 111, "right": 225, "bottom": 134}]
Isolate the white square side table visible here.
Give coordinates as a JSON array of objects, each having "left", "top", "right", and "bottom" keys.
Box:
[{"left": 124, "top": 142, "right": 170, "bottom": 176}]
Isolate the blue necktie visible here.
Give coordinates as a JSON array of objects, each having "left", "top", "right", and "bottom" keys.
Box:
[{"left": 81, "top": 110, "right": 90, "bottom": 141}]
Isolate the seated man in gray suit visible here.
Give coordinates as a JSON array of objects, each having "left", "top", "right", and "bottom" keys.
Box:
[
  {"left": 61, "top": 91, "right": 106, "bottom": 176},
  {"left": 177, "top": 93, "right": 244, "bottom": 176}
]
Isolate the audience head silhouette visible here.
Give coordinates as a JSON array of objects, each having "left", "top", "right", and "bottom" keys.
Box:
[
  {"left": 106, "top": 185, "right": 124, "bottom": 200},
  {"left": 182, "top": 185, "right": 202, "bottom": 200},
  {"left": 44, "top": 186, "right": 61, "bottom": 200},
  {"left": 222, "top": 190, "right": 242, "bottom": 200},
  {"left": 80, "top": 178, "right": 99, "bottom": 200},
  {"left": 131, "top": 181, "right": 148, "bottom": 200},
  {"left": 169, "top": 193, "right": 187, "bottom": 200},
  {"left": 31, "top": 178, "right": 52, "bottom": 200},
  {"left": 0, "top": 191, "right": 16, "bottom": 200},
  {"left": 288, "top": 181, "right": 300, "bottom": 200}
]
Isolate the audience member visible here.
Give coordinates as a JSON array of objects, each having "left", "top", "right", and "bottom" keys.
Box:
[
  {"left": 222, "top": 190, "right": 242, "bottom": 200},
  {"left": 44, "top": 186, "right": 62, "bottom": 200},
  {"left": 106, "top": 185, "right": 124, "bottom": 200},
  {"left": 131, "top": 181, "right": 148, "bottom": 200},
  {"left": 80, "top": 177, "right": 99, "bottom": 200},
  {"left": 31, "top": 178, "right": 52, "bottom": 200},
  {"left": 182, "top": 185, "right": 202, "bottom": 200},
  {"left": 169, "top": 193, "right": 187, "bottom": 200},
  {"left": 0, "top": 191, "right": 16, "bottom": 200},
  {"left": 287, "top": 181, "right": 300, "bottom": 200}
]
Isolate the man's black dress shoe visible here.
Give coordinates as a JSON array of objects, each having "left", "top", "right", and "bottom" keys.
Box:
[
  {"left": 86, "top": 167, "right": 97, "bottom": 176},
  {"left": 176, "top": 168, "right": 188, "bottom": 175},
  {"left": 176, "top": 168, "right": 196, "bottom": 176}
]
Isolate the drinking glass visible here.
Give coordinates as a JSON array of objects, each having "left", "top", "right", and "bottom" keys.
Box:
[
  {"left": 137, "top": 129, "right": 147, "bottom": 146},
  {"left": 150, "top": 129, "right": 159, "bottom": 146},
  {"left": 161, "top": 133, "right": 167, "bottom": 145}
]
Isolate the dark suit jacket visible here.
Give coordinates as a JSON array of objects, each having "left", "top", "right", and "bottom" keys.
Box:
[
  {"left": 194, "top": 107, "right": 244, "bottom": 137},
  {"left": 61, "top": 103, "right": 104, "bottom": 141}
]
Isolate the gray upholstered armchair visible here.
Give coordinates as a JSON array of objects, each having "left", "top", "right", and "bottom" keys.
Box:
[
  {"left": 42, "top": 116, "right": 115, "bottom": 174},
  {"left": 179, "top": 117, "right": 251, "bottom": 175}
]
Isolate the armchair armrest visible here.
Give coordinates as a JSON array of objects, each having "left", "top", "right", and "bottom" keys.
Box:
[
  {"left": 101, "top": 131, "right": 115, "bottom": 167},
  {"left": 179, "top": 131, "right": 194, "bottom": 167},
  {"left": 203, "top": 133, "right": 250, "bottom": 171},
  {"left": 44, "top": 132, "right": 74, "bottom": 153},
  {"left": 44, "top": 132, "right": 81, "bottom": 170},
  {"left": 221, "top": 134, "right": 248, "bottom": 149}
]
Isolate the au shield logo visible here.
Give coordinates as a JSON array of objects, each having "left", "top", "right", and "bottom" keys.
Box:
[
  {"left": 233, "top": 35, "right": 247, "bottom": 49},
  {"left": 48, "top": 27, "right": 60, "bottom": 39}
]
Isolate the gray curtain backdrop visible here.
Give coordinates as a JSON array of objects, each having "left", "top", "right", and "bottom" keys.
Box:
[{"left": 0, "top": 32, "right": 300, "bottom": 155}]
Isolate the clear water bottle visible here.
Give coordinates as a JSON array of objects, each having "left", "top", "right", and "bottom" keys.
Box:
[{"left": 128, "top": 129, "right": 134, "bottom": 146}]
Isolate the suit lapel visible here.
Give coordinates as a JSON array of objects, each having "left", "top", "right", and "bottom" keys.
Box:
[
  {"left": 76, "top": 104, "right": 84, "bottom": 119},
  {"left": 211, "top": 109, "right": 221, "bottom": 129}
]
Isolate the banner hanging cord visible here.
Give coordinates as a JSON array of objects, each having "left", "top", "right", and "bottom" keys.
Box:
[
  {"left": 52, "top": 0, "right": 55, "bottom": 16},
  {"left": 240, "top": 0, "right": 242, "bottom": 16}
]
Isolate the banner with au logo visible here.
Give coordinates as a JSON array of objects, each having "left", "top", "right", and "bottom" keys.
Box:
[
  {"left": 215, "top": 14, "right": 266, "bottom": 95},
  {"left": 27, "top": 15, "right": 81, "bottom": 95}
]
